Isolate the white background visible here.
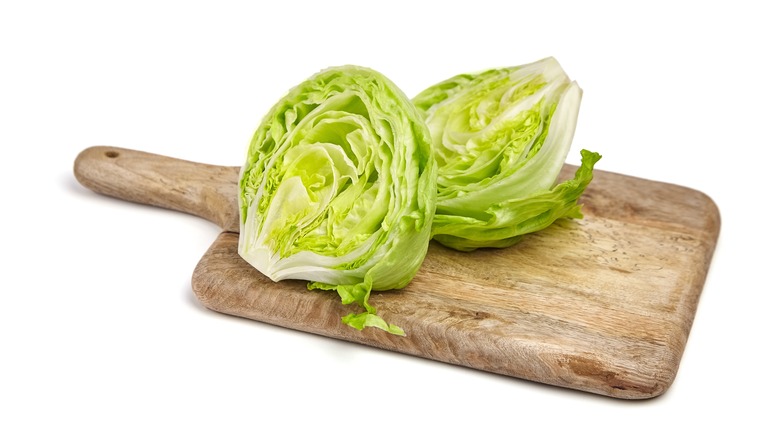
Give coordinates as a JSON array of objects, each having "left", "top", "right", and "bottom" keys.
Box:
[{"left": 2, "top": 1, "right": 777, "bottom": 436}]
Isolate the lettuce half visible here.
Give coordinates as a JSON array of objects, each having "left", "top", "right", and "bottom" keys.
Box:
[
  {"left": 238, "top": 66, "right": 436, "bottom": 335},
  {"left": 413, "top": 57, "right": 601, "bottom": 251}
]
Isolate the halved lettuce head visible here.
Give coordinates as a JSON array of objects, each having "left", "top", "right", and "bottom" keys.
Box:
[
  {"left": 413, "top": 57, "right": 601, "bottom": 251},
  {"left": 238, "top": 66, "right": 436, "bottom": 335}
]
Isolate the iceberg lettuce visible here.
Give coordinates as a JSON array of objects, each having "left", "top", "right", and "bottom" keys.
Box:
[
  {"left": 238, "top": 66, "right": 436, "bottom": 334},
  {"left": 413, "top": 57, "right": 601, "bottom": 251}
]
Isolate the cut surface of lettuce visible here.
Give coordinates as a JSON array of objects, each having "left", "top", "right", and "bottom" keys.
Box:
[
  {"left": 238, "top": 66, "right": 436, "bottom": 335},
  {"left": 413, "top": 57, "right": 601, "bottom": 251}
]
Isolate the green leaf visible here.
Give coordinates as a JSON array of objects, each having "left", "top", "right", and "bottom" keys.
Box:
[
  {"left": 431, "top": 149, "right": 601, "bottom": 251},
  {"left": 342, "top": 312, "right": 406, "bottom": 336}
]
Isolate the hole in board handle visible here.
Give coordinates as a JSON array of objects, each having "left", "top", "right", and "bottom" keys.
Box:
[{"left": 104, "top": 150, "right": 119, "bottom": 158}]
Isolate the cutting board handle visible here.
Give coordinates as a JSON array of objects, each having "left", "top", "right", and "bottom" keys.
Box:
[{"left": 73, "top": 146, "right": 241, "bottom": 231}]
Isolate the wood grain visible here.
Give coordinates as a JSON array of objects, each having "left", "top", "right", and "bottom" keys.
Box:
[
  {"left": 74, "top": 146, "right": 240, "bottom": 231},
  {"left": 74, "top": 146, "right": 720, "bottom": 399}
]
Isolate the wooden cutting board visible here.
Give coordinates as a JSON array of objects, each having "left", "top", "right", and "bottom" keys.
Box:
[{"left": 73, "top": 146, "right": 720, "bottom": 400}]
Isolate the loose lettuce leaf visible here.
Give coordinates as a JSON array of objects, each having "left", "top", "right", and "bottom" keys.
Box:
[
  {"left": 238, "top": 66, "right": 436, "bottom": 334},
  {"left": 413, "top": 57, "right": 601, "bottom": 251}
]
